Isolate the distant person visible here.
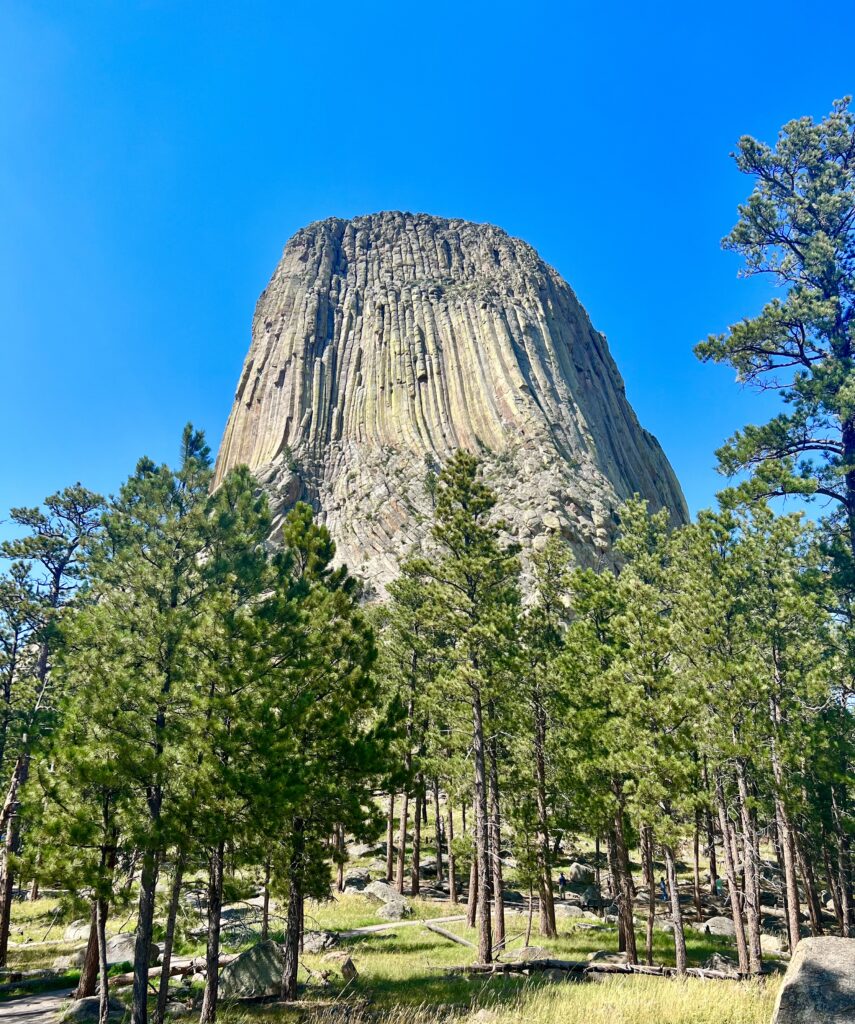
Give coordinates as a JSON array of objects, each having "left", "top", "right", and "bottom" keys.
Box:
[
  {"left": 558, "top": 872, "right": 567, "bottom": 900},
  {"left": 715, "top": 877, "right": 724, "bottom": 898},
  {"left": 659, "top": 876, "right": 668, "bottom": 902}
]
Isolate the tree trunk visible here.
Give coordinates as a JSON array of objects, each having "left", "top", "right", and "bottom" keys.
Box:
[
  {"left": 533, "top": 700, "right": 556, "bottom": 939},
  {"left": 131, "top": 848, "right": 160, "bottom": 1024},
  {"left": 641, "top": 825, "right": 655, "bottom": 966},
  {"left": 692, "top": 818, "right": 703, "bottom": 920},
  {"left": 96, "top": 895, "right": 109, "bottom": 1024},
  {"left": 336, "top": 824, "right": 345, "bottom": 893},
  {"left": 466, "top": 855, "right": 478, "bottom": 929},
  {"left": 471, "top": 687, "right": 492, "bottom": 963},
  {"left": 396, "top": 791, "right": 409, "bottom": 895},
  {"left": 280, "top": 819, "right": 304, "bottom": 1001},
  {"left": 261, "top": 860, "right": 271, "bottom": 942},
  {"left": 433, "top": 780, "right": 444, "bottom": 885},
  {"left": 734, "top": 760, "right": 763, "bottom": 972},
  {"left": 611, "top": 789, "right": 637, "bottom": 964},
  {"left": 76, "top": 905, "right": 100, "bottom": 998},
  {"left": 831, "top": 787, "right": 851, "bottom": 936},
  {"left": 446, "top": 799, "right": 458, "bottom": 904},
  {"left": 715, "top": 773, "right": 749, "bottom": 974},
  {"left": 153, "top": 854, "right": 185, "bottom": 1024},
  {"left": 823, "top": 842, "right": 844, "bottom": 930},
  {"left": 385, "top": 794, "right": 396, "bottom": 883},
  {"left": 461, "top": 800, "right": 467, "bottom": 836},
  {"left": 663, "top": 843, "right": 686, "bottom": 975},
  {"left": 794, "top": 833, "right": 822, "bottom": 936},
  {"left": 488, "top": 741, "right": 505, "bottom": 950},
  {"left": 702, "top": 756, "right": 718, "bottom": 894},
  {"left": 411, "top": 786, "right": 422, "bottom": 897},
  {"left": 199, "top": 842, "right": 224, "bottom": 1024}
]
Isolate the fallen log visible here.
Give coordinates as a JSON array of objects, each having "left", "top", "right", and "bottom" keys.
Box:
[
  {"left": 109, "top": 954, "right": 240, "bottom": 988},
  {"left": 435, "top": 958, "right": 744, "bottom": 981},
  {"left": 423, "top": 923, "right": 476, "bottom": 948}
]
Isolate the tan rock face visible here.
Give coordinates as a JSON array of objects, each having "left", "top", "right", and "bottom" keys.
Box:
[{"left": 215, "top": 212, "right": 687, "bottom": 596}]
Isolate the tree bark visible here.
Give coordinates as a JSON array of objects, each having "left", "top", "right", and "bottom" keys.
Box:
[
  {"left": 702, "top": 756, "right": 718, "bottom": 894},
  {"left": 96, "top": 894, "right": 109, "bottom": 1024},
  {"left": 692, "top": 819, "right": 703, "bottom": 920},
  {"left": 76, "top": 905, "right": 100, "bottom": 998},
  {"left": 734, "top": 759, "right": 763, "bottom": 972},
  {"left": 411, "top": 786, "right": 422, "bottom": 897},
  {"left": 466, "top": 855, "right": 478, "bottom": 929},
  {"left": 396, "top": 791, "right": 409, "bottom": 895},
  {"left": 471, "top": 686, "right": 492, "bottom": 962},
  {"left": 433, "top": 780, "right": 443, "bottom": 885},
  {"left": 794, "top": 833, "right": 822, "bottom": 936},
  {"left": 131, "top": 848, "right": 160, "bottom": 1024},
  {"left": 715, "top": 773, "right": 749, "bottom": 974},
  {"left": 641, "top": 825, "right": 655, "bottom": 966},
  {"left": 446, "top": 799, "right": 457, "bottom": 904},
  {"left": 663, "top": 843, "right": 687, "bottom": 975},
  {"left": 153, "top": 853, "right": 185, "bottom": 1024},
  {"left": 385, "top": 794, "right": 395, "bottom": 883},
  {"left": 533, "top": 699, "right": 556, "bottom": 939},
  {"left": 611, "top": 789, "right": 637, "bottom": 964},
  {"left": 487, "top": 741, "right": 505, "bottom": 950},
  {"left": 199, "top": 842, "right": 224, "bottom": 1024},
  {"left": 823, "top": 842, "right": 844, "bottom": 930},
  {"left": 261, "top": 860, "right": 271, "bottom": 942},
  {"left": 280, "top": 819, "right": 304, "bottom": 1001}
]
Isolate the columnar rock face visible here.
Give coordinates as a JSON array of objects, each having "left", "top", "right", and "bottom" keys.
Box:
[{"left": 215, "top": 212, "right": 687, "bottom": 595}]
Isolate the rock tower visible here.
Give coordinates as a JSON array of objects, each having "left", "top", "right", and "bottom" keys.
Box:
[{"left": 215, "top": 212, "right": 686, "bottom": 595}]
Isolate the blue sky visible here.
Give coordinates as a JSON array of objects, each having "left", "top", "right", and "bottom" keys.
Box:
[{"left": 1, "top": 1, "right": 852, "bottom": 532}]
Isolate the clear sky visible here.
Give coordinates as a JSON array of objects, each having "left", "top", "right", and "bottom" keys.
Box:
[{"left": 2, "top": 1, "right": 853, "bottom": 533}]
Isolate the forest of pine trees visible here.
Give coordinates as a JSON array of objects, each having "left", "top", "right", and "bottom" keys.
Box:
[{"left": 0, "top": 99, "right": 852, "bottom": 1024}]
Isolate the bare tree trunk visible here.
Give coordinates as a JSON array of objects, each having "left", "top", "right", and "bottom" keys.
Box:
[
  {"left": 433, "top": 780, "right": 444, "bottom": 885},
  {"left": 396, "top": 791, "right": 409, "bottom": 895},
  {"left": 663, "top": 843, "right": 686, "bottom": 975},
  {"left": 734, "top": 759, "right": 763, "bottom": 972},
  {"left": 488, "top": 742, "right": 505, "bottom": 950},
  {"left": 96, "top": 895, "right": 109, "bottom": 1024},
  {"left": 823, "top": 843, "right": 844, "bottom": 930},
  {"left": 199, "top": 841, "right": 224, "bottom": 1024},
  {"left": 715, "top": 773, "right": 749, "bottom": 974},
  {"left": 471, "top": 687, "right": 492, "bottom": 963},
  {"left": 702, "top": 756, "right": 718, "bottom": 894},
  {"left": 794, "top": 833, "right": 823, "bottom": 936},
  {"left": 76, "top": 906, "right": 100, "bottom": 999},
  {"left": 692, "top": 818, "right": 703, "bottom": 920},
  {"left": 153, "top": 853, "right": 185, "bottom": 1024},
  {"left": 641, "top": 825, "right": 655, "bottom": 966},
  {"left": 831, "top": 788, "right": 851, "bottom": 937},
  {"left": 280, "top": 819, "right": 304, "bottom": 1001},
  {"left": 466, "top": 855, "right": 478, "bottom": 929},
  {"left": 446, "top": 799, "right": 457, "bottom": 904},
  {"left": 131, "top": 848, "right": 160, "bottom": 1024},
  {"left": 411, "top": 786, "right": 422, "bottom": 897},
  {"left": 611, "top": 790, "right": 637, "bottom": 964},
  {"left": 533, "top": 700, "right": 556, "bottom": 939},
  {"left": 261, "top": 860, "right": 271, "bottom": 942},
  {"left": 385, "top": 794, "right": 395, "bottom": 883}
]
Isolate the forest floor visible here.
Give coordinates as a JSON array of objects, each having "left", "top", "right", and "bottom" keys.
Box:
[{"left": 1, "top": 881, "right": 783, "bottom": 1024}]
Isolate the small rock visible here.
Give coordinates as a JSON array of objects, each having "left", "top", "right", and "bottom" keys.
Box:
[
  {"left": 302, "top": 930, "right": 337, "bottom": 954},
  {"left": 164, "top": 1002, "right": 188, "bottom": 1018},
  {"left": 63, "top": 920, "right": 90, "bottom": 943},
  {"left": 587, "top": 950, "right": 626, "bottom": 964},
  {"left": 376, "top": 899, "right": 411, "bottom": 920},
  {"left": 517, "top": 946, "right": 552, "bottom": 961},
  {"left": 339, "top": 957, "right": 358, "bottom": 982}
]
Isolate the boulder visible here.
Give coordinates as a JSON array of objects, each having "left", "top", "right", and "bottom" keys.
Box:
[
  {"left": 341, "top": 868, "right": 371, "bottom": 891},
  {"left": 164, "top": 1003, "right": 189, "bottom": 1018},
  {"left": 419, "top": 858, "right": 437, "bottom": 878},
  {"left": 105, "top": 933, "right": 159, "bottom": 966},
  {"left": 302, "top": 930, "right": 337, "bottom": 954},
  {"left": 693, "top": 915, "right": 736, "bottom": 937},
  {"left": 517, "top": 946, "right": 553, "bottom": 961},
  {"left": 588, "top": 950, "right": 626, "bottom": 964},
  {"left": 61, "top": 997, "right": 125, "bottom": 1022},
  {"left": 553, "top": 904, "right": 585, "bottom": 918},
  {"left": 581, "top": 885, "right": 603, "bottom": 908},
  {"left": 771, "top": 936, "right": 855, "bottom": 1023},
  {"left": 63, "top": 920, "right": 91, "bottom": 942},
  {"left": 376, "top": 899, "right": 412, "bottom": 920},
  {"left": 566, "top": 862, "right": 594, "bottom": 884},
  {"left": 363, "top": 880, "right": 401, "bottom": 905},
  {"left": 52, "top": 946, "right": 87, "bottom": 971},
  {"left": 218, "top": 940, "right": 284, "bottom": 1000},
  {"left": 703, "top": 953, "right": 739, "bottom": 976},
  {"left": 761, "top": 931, "right": 785, "bottom": 954}
]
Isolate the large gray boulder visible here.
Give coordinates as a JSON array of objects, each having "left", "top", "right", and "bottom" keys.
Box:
[
  {"left": 341, "top": 868, "right": 371, "bottom": 892},
  {"left": 61, "top": 997, "right": 125, "bottom": 1022},
  {"left": 692, "top": 915, "right": 736, "bottom": 937},
  {"left": 63, "top": 920, "right": 90, "bottom": 942},
  {"left": 218, "top": 940, "right": 284, "bottom": 1000},
  {"left": 566, "top": 862, "right": 594, "bottom": 884},
  {"left": 771, "top": 936, "right": 855, "bottom": 1024},
  {"left": 376, "top": 899, "right": 412, "bottom": 920},
  {"left": 363, "top": 880, "right": 403, "bottom": 905},
  {"left": 105, "top": 933, "right": 159, "bottom": 966}
]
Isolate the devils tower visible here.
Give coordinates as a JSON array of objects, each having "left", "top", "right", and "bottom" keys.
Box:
[{"left": 215, "top": 212, "right": 686, "bottom": 594}]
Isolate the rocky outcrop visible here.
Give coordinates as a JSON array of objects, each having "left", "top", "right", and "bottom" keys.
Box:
[
  {"left": 771, "top": 936, "right": 855, "bottom": 1023},
  {"left": 215, "top": 212, "right": 687, "bottom": 595}
]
